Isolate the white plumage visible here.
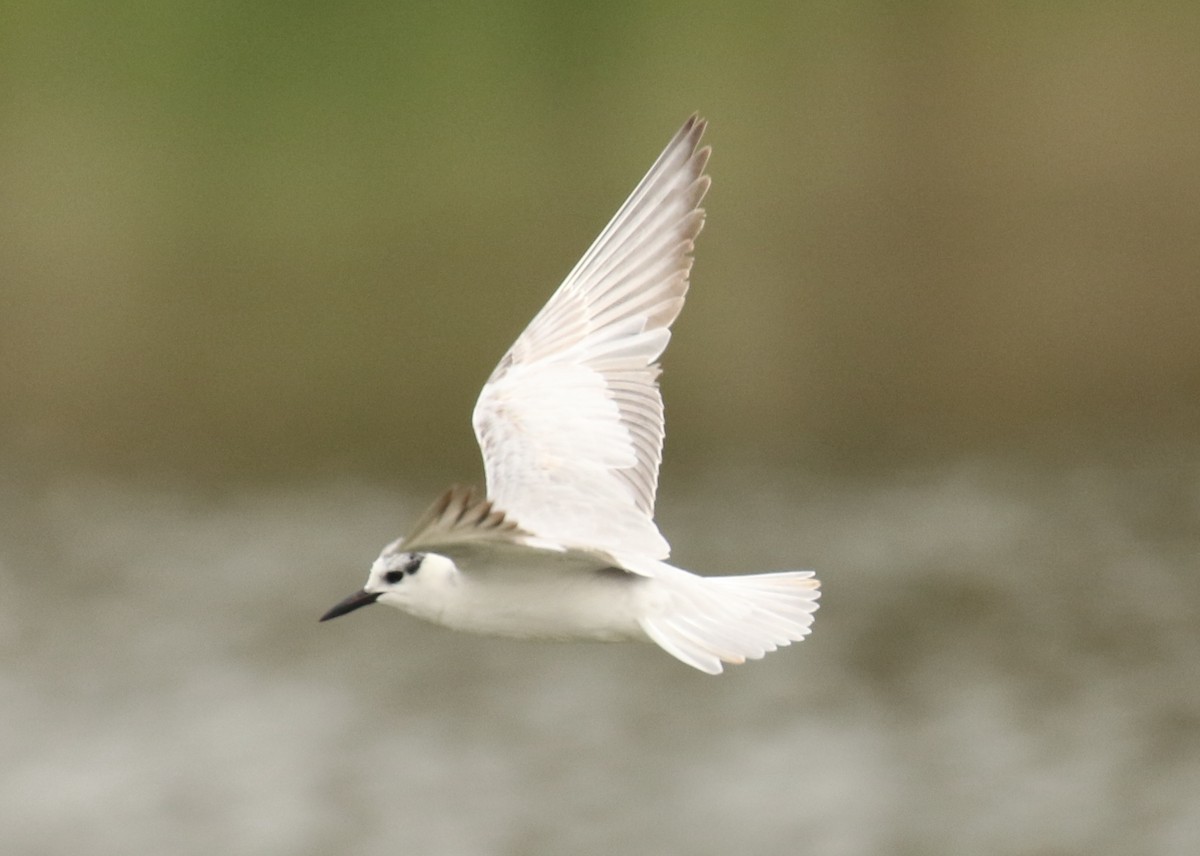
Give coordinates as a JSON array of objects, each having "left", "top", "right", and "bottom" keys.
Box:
[
  {"left": 473, "top": 116, "right": 709, "bottom": 561},
  {"left": 321, "top": 116, "right": 820, "bottom": 674}
]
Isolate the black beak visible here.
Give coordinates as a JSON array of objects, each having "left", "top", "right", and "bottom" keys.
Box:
[{"left": 319, "top": 589, "right": 381, "bottom": 622}]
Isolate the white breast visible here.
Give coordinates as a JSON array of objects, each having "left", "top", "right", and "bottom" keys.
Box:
[{"left": 412, "top": 551, "right": 649, "bottom": 642}]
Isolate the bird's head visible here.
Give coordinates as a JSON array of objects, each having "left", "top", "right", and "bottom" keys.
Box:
[{"left": 319, "top": 544, "right": 458, "bottom": 622}]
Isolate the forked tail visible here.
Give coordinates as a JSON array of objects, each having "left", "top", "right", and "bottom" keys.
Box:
[{"left": 639, "top": 570, "right": 820, "bottom": 674}]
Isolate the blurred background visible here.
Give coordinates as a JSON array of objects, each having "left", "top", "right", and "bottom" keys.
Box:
[{"left": 2, "top": 3, "right": 1198, "bottom": 855}]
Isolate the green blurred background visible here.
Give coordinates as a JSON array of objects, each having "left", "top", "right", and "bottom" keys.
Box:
[{"left": 5, "top": 2, "right": 1197, "bottom": 484}]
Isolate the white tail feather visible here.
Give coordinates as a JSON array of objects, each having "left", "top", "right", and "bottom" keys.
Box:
[{"left": 639, "top": 571, "right": 820, "bottom": 674}]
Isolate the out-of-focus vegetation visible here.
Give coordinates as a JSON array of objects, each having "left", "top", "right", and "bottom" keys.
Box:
[{"left": 3, "top": 3, "right": 1198, "bottom": 483}]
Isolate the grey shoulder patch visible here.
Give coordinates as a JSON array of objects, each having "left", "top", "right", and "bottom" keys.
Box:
[{"left": 403, "top": 485, "right": 527, "bottom": 550}]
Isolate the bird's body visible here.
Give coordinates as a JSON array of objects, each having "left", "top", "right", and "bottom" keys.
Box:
[
  {"left": 321, "top": 115, "right": 820, "bottom": 674},
  {"left": 400, "top": 551, "right": 647, "bottom": 643}
]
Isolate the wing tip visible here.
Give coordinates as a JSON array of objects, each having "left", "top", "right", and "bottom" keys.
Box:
[{"left": 682, "top": 112, "right": 708, "bottom": 139}]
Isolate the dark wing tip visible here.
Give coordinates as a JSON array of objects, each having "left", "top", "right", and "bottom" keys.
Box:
[{"left": 670, "top": 114, "right": 707, "bottom": 155}]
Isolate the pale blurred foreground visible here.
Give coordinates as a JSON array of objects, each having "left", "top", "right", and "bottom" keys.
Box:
[{"left": 2, "top": 455, "right": 1197, "bottom": 855}]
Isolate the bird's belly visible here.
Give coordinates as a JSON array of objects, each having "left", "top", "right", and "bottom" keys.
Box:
[{"left": 429, "top": 569, "right": 648, "bottom": 642}]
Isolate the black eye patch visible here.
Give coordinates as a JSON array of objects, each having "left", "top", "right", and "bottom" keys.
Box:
[
  {"left": 384, "top": 570, "right": 404, "bottom": 584},
  {"left": 405, "top": 554, "right": 425, "bottom": 575}
]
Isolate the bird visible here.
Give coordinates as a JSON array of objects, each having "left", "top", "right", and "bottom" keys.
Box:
[{"left": 319, "top": 115, "right": 820, "bottom": 674}]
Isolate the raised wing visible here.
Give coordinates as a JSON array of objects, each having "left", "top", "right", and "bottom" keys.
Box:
[{"left": 472, "top": 115, "right": 711, "bottom": 560}]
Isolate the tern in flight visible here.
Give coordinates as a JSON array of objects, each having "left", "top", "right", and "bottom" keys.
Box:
[{"left": 321, "top": 115, "right": 820, "bottom": 673}]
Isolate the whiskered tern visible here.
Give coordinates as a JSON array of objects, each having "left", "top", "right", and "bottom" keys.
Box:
[{"left": 320, "top": 115, "right": 820, "bottom": 673}]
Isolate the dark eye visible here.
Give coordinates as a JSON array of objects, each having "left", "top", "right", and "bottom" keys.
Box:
[
  {"left": 384, "top": 570, "right": 404, "bottom": 585},
  {"left": 405, "top": 554, "right": 424, "bottom": 575}
]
